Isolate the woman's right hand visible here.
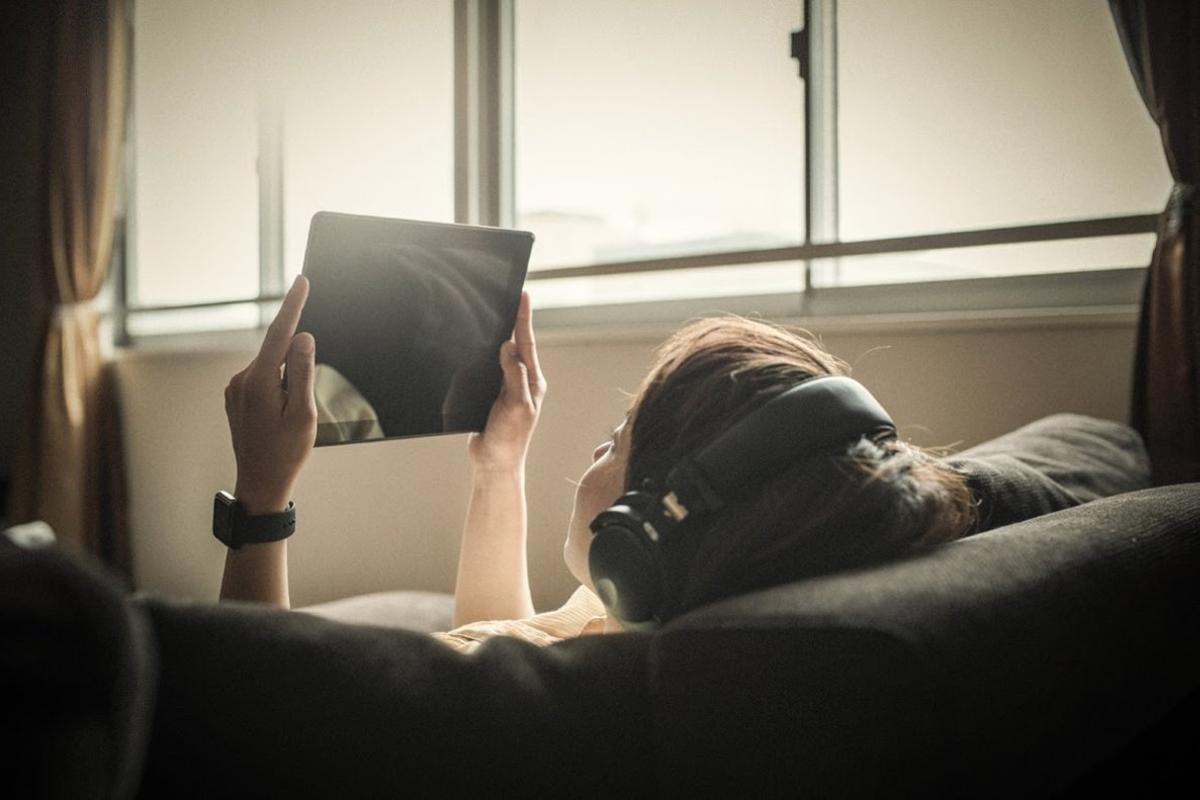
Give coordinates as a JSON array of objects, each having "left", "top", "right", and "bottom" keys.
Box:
[
  {"left": 224, "top": 276, "right": 318, "bottom": 513},
  {"left": 467, "top": 291, "right": 547, "bottom": 474}
]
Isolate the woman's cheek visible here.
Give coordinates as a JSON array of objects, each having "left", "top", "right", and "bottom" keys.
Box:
[{"left": 596, "top": 463, "right": 625, "bottom": 509}]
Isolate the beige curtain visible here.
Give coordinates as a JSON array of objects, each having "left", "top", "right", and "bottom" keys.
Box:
[{"left": 9, "top": 0, "right": 131, "bottom": 575}]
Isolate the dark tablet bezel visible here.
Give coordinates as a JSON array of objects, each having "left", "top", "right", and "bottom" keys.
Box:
[{"left": 298, "top": 211, "right": 533, "bottom": 447}]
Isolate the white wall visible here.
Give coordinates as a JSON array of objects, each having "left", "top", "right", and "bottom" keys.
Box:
[{"left": 117, "top": 310, "right": 1136, "bottom": 610}]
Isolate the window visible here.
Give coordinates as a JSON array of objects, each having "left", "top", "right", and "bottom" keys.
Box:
[
  {"left": 126, "top": 0, "right": 452, "bottom": 336},
  {"left": 515, "top": 0, "right": 805, "bottom": 267},
  {"left": 823, "top": 0, "right": 1168, "bottom": 286},
  {"left": 131, "top": 0, "right": 259, "bottom": 311},
  {"left": 122, "top": 0, "right": 1168, "bottom": 338},
  {"left": 271, "top": 0, "right": 455, "bottom": 283}
]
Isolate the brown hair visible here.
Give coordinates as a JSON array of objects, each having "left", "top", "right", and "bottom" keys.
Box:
[{"left": 625, "top": 316, "right": 976, "bottom": 619}]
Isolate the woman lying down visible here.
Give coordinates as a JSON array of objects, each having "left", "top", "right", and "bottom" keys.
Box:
[{"left": 216, "top": 275, "right": 1131, "bottom": 650}]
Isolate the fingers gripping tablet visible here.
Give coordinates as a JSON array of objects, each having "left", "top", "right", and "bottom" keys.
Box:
[{"left": 296, "top": 213, "right": 533, "bottom": 446}]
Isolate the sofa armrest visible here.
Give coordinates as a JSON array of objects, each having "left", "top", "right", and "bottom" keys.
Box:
[{"left": 0, "top": 543, "right": 156, "bottom": 800}]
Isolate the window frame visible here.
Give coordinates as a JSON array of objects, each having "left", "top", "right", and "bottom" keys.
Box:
[{"left": 114, "top": 0, "right": 1159, "bottom": 344}]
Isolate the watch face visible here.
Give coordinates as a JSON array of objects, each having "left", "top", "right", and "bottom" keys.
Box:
[{"left": 212, "top": 492, "right": 236, "bottom": 547}]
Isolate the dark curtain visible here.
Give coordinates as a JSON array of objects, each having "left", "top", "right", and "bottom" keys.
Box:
[
  {"left": 1109, "top": 0, "right": 1200, "bottom": 485},
  {"left": 7, "top": 0, "right": 131, "bottom": 578}
]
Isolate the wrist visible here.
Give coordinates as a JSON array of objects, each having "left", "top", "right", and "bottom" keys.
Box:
[
  {"left": 470, "top": 463, "right": 526, "bottom": 487},
  {"left": 233, "top": 482, "right": 292, "bottom": 515},
  {"left": 223, "top": 539, "right": 287, "bottom": 558}
]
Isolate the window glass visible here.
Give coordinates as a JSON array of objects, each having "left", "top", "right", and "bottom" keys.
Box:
[
  {"left": 270, "top": 0, "right": 455, "bottom": 282},
  {"left": 516, "top": 0, "right": 806, "bottom": 274},
  {"left": 130, "top": 1, "right": 1163, "bottom": 327},
  {"left": 132, "top": 0, "right": 260, "bottom": 306},
  {"left": 836, "top": 0, "right": 1171, "bottom": 242},
  {"left": 809, "top": 233, "right": 1156, "bottom": 288},
  {"left": 131, "top": 0, "right": 453, "bottom": 313}
]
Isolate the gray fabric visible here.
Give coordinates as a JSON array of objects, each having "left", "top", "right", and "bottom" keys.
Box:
[
  {"left": 657, "top": 484, "right": 1200, "bottom": 796},
  {"left": 947, "top": 413, "right": 1150, "bottom": 532},
  {"left": 130, "top": 484, "right": 1200, "bottom": 797}
]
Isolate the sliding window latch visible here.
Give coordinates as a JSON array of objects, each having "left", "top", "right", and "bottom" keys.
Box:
[{"left": 790, "top": 28, "right": 808, "bottom": 80}]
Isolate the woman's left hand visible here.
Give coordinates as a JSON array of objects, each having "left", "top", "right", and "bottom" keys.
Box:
[
  {"left": 468, "top": 291, "right": 547, "bottom": 474},
  {"left": 225, "top": 276, "right": 318, "bottom": 513}
]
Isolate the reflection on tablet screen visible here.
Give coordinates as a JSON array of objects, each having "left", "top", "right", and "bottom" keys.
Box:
[{"left": 298, "top": 213, "right": 533, "bottom": 446}]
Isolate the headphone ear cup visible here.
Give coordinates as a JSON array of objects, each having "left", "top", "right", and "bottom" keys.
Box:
[{"left": 588, "top": 522, "right": 664, "bottom": 625}]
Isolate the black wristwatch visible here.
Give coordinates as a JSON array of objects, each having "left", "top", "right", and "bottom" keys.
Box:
[{"left": 212, "top": 491, "right": 296, "bottom": 549}]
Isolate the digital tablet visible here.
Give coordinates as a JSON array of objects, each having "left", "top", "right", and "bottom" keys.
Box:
[{"left": 296, "top": 212, "right": 533, "bottom": 447}]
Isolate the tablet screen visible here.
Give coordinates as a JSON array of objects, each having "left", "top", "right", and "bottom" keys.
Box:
[{"left": 297, "top": 212, "right": 532, "bottom": 446}]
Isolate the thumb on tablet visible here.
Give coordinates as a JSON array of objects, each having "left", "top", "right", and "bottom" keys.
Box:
[{"left": 285, "top": 332, "right": 318, "bottom": 421}]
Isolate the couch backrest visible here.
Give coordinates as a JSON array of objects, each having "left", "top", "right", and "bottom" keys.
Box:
[
  {"left": 654, "top": 484, "right": 1200, "bottom": 796},
  {"left": 19, "top": 482, "right": 1190, "bottom": 796},
  {"left": 137, "top": 594, "right": 656, "bottom": 797},
  {"left": 133, "top": 485, "right": 1199, "bottom": 797}
]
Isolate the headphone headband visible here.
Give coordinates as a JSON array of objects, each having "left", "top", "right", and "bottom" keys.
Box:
[
  {"left": 664, "top": 376, "right": 896, "bottom": 519},
  {"left": 589, "top": 374, "right": 896, "bottom": 627}
]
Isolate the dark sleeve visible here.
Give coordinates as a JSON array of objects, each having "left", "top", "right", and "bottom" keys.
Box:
[{"left": 944, "top": 413, "right": 1150, "bottom": 534}]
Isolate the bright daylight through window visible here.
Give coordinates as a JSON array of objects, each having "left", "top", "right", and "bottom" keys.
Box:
[
  {"left": 129, "top": 0, "right": 452, "bottom": 336},
  {"left": 827, "top": 0, "right": 1169, "bottom": 286},
  {"left": 124, "top": 0, "right": 1171, "bottom": 335},
  {"left": 515, "top": 0, "right": 806, "bottom": 308}
]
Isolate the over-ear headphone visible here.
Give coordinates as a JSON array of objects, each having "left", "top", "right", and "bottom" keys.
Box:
[{"left": 587, "top": 375, "right": 896, "bottom": 628}]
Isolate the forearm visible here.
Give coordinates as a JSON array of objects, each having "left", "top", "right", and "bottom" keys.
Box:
[
  {"left": 452, "top": 468, "right": 535, "bottom": 627},
  {"left": 216, "top": 275, "right": 313, "bottom": 610},
  {"left": 219, "top": 540, "right": 290, "bottom": 608},
  {"left": 218, "top": 485, "right": 292, "bottom": 608}
]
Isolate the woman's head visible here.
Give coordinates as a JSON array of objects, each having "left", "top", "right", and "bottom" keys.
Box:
[{"left": 566, "top": 316, "right": 976, "bottom": 621}]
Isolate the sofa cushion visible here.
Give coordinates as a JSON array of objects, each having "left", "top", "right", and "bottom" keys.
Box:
[
  {"left": 946, "top": 413, "right": 1150, "bottom": 532},
  {"left": 134, "top": 485, "right": 1199, "bottom": 797},
  {"left": 298, "top": 590, "right": 454, "bottom": 632},
  {"left": 655, "top": 484, "right": 1200, "bottom": 796}
]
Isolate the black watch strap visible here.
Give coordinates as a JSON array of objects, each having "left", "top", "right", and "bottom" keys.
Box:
[{"left": 212, "top": 491, "right": 296, "bottom": 549}]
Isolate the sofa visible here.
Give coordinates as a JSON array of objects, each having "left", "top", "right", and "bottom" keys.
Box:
[{"left": 3, "top": 416, "right": 1197, "bottom": 797}]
